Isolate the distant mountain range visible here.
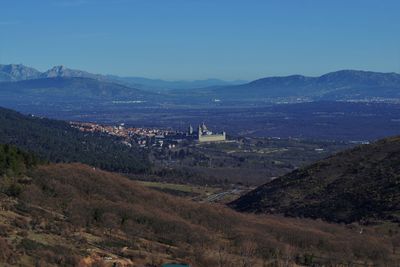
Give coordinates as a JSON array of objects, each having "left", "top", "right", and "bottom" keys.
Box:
[
  {"left": 0, "top": 64, "right": 41, "bottom": 81},
  {"left": 107, "top": 75, "right": 247, "bottom": 91},
  {"left": 201, "top": 70, "right": 400, "bottom": 102},
  {"left": 230, "top": 136, "right": 400, "bottom": 223},
  {"left": 1, "top": 64, "right": 400, "bottom": 111},
  {"left": 0, "top": 76, "right": 153, "bottom": 103},
  {"left": 0, "top": 64, "right": 245, "bottom": 90}
]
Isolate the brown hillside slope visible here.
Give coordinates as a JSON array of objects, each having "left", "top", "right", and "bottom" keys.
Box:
[
  {"left": 0, "top": 163, "right": 398, "bottom": 266},
  {"left": 230, "top": 136, "right": 400, "bottom": 224}
]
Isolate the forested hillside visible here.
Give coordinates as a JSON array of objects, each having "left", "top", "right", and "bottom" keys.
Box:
[
  {"left": 230, "top": 136, "right": 400, "bottom": 223},
  {"left": 0, "top": 144, "right": 38, "bottom": 199},
  {"left": 0, "top": 144, "right": 37, "bottom": 177},
  {"left": 0, "top": 107, "right": 150, "bottom": 173}
]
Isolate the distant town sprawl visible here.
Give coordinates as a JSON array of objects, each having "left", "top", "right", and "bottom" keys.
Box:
[{"left": 70, "top": 121, "right": 226, "bottom": 149}]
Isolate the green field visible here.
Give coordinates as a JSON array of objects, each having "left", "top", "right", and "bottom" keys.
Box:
[{"left": 137, "top": 181, "right": 220, "bottom": 199}]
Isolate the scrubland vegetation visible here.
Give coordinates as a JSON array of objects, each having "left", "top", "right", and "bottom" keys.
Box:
[{"left": 0, "top": 163, "right": 399, "bottom": 266}]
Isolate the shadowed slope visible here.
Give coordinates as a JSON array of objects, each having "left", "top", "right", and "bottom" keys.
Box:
[
  {"left": 230, "top": 136, "right": 400, "bottom": 223},
  {"left": 0, "top": 107, "right": 150, "bottom": 173}
]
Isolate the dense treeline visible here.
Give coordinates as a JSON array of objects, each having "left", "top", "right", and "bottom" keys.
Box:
[
  {"left": 0, "top": 144, "right": 37, "bottom": 177},
  {"left": 0, "top": 144, "right": 37, "bottom": 197},
  {"left": 0, "top": 107, "right": 150, "bottom": 173}
]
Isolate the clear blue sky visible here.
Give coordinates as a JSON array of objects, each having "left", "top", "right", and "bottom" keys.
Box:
[{"left": 0, "top": 0, "right": 399, "bottom": 80}]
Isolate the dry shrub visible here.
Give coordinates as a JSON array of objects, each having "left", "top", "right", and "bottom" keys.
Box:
[
  {"left": 0, "top": 237, "right": 14, "bottom": 262},
  {"left": 14, "top": 163, "right": 398, "bottom": 265},
  {"left": 0, "top": 224, "right": 10, "bottom": 237},
  {"left": 12, "top": 216, "right": 29, "bottom": 229}
]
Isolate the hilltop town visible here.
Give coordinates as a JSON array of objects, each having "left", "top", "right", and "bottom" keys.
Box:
[{"left": 70, "top": 121, "right": 227, "bottom": 150}]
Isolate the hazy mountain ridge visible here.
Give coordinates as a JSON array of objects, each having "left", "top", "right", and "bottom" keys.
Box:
[
  {"left": 40, "top": 65, "right": 107, "bottom": 80},
  {"left": 107, "top": 75, "right": 247, "bottom": 91},
  {"left": 0, "top": 64, "right": 41, "bottom": 81},
  {"left": 230, "top": 135, "right": 400, "bottom": 223},
  {"left": 2, "top": 64, "right": 400, "bottom": 99},
  {"left": 210, "top": 70, "right": 400, "bottom": 101},
  {"left": 0, "top": 76, "right": 151, "bottom": 102},
  {"left": 1, "top": 64, "right": 400, "bottom": 109},
  {"left": 0, "top": 64, "right": 244, "bottom": 90}
]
